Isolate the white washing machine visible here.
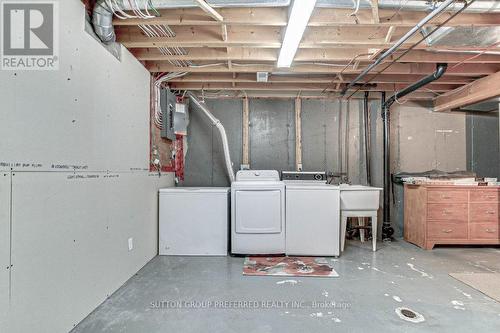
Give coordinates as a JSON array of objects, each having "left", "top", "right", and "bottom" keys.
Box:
[
  {"left": 283, "top": 171, "right": 341, "bottom": 257},
  {"left": 159, "top": 187, "right": 229, "bottom": 256},
  {"left": 231, "top": 170, "right": 285, "bottom": 255}
]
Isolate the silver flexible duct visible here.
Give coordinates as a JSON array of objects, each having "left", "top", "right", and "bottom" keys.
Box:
[
  {"left": 92, "top": 1, "right": 116, "bottom": 43},
  {"left": 187, "top": 92, "right": 236, "bottom": 183}
]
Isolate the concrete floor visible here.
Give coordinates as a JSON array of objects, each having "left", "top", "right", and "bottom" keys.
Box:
[{"left": 72, "top": 240, "right": 500, "bottom": 333}]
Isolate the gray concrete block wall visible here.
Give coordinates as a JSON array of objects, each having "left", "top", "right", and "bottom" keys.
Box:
[
  {"left": 184, "top": 98, "right": 367, "bottom": 187},
  {"left": 183, "top": 97, "right": 475, "bottom": 239},
  {"left": 466, "top": 111, "right": 500, "bottom": 178},
  {"left": 183, "top": 99, "right": 242, "bottom": 186},
  {"left": 249, "top": 99, "right": 296, "bottom": 171}
]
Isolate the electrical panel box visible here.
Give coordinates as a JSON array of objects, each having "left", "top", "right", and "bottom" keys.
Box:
[{"left": 160, "top": 88, "right": 188, "bottom": 140}]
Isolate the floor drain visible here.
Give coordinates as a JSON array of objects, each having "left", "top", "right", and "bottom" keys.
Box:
[
  {"left": 395, "top": 307, "right": 425, "bottom": 323},
  {"left": 401, "top": 309, "right": 417, "bottom": 319}
]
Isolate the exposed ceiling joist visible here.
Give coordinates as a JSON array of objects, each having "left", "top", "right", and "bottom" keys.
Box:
[
  {"left": 169, "top": 82, "right": 457, "bottom": 93},
  {"left": 131, "top": 47, "right": 500, "bottom": 64},
  {"left": 434, "top": 70, "right": 500, "bottom": 112},
  {"left": 113, "top": 4, "right": 500, "bottom": 100},
  {"left": 113, "top": 7, "right": 500, "bottom": 27},
  {"left": 167, "top": 73, "right": 476, "bottom": 85},
  {"left": 146, "top": 62, "right": 500, "bottom": 76},
  {"left": 116, "top": 25, "right": 427, "bottom": 49}
]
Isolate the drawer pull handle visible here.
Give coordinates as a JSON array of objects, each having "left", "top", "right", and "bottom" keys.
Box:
[
  {"left": 442, "top": 210, "right": 451, "bottom": 215},
  {"left": 442, "top": 229, "right": 453, "bottom": 233},
  {"left": 487, "top": 196, "right": 496, "bottom": 199},
  {"left": 486, "top": 211, "right": 495, "bottom": 215},
  {"left": 485, "top": 229, "right": 496, "bottom": 233},
  {"left": 441, "top": 195, "right": 451, "bottom": 199}
]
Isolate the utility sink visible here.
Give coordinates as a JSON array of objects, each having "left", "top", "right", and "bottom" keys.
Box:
[{"left": 339, "top": 185, "right": 382, "bottom": 210}]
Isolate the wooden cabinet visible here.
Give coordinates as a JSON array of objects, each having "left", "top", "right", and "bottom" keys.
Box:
[{"left": 404, "top": 185, "right": 500, "bottom": 250}]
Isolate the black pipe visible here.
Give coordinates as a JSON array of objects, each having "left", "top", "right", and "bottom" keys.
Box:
[
  {"left": 385, "top": 64, "right": 448, "bottom": 108},
  {"left": 363, "top": 91, "right": 371, "bottom": 185},
  {"left": 381, "top": 63, "right": 448, "bottom": 240},
  {"left": 381, "top": 92, "right": 392, "bottom": 240}
]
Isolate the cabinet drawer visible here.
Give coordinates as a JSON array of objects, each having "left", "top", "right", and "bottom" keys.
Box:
[
  {"left": 428, "top": 190, "right": 468, "bottom": 203},
  {"left": 470, "top": 203, "right": 498, "bottom": 222},
  {"left": 427, "top": 222, "right": 467, "bottom": 240},
  {"left": 470, "top": 190, "right": 499, "bottom": 203},
  {"left": 427, "top": 204, "right": 468, "bottom": 222},
  {"left": 469, "top": 223, "right": 499, "bottom": 240}
]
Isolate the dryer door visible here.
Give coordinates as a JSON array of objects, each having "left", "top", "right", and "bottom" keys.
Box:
[{"left": 235, "top": 190, "right": 282, "bottom": 234}]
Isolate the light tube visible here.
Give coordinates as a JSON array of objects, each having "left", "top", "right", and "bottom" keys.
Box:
[{"left": 277, "top": 0, "right": 317, "bottom": 68}]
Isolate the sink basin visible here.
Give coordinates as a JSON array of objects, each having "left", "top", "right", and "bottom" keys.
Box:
[{"left": 340, "top": 185, "right": 382, "bottom": 210}]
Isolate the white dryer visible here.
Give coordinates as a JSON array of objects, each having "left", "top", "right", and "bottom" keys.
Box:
[{"left": 231, "top": 170, "right": 285, "bottom": 255}]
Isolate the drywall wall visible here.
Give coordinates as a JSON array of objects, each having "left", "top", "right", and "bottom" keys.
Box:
[
  {"left": 0, "top": 1, "right": 173, "bottom": 332},
  {"left": 0, "top": 173, "right": 10, "bottom": 329},
  {"left": 466, "top": 112, "right": 500, "bottom": 178}
]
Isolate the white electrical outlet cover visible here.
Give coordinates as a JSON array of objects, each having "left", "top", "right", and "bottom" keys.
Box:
[{"left": 128, "top": 237, "right": 134, "bottom": 251}]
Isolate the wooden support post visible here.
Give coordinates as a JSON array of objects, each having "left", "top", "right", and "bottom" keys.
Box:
[
  {"left": 242, "top": 97, "right": 250, "bottom": 168},
  {"left": 295, "top": 97, "right": 303, "bottom": 171}
]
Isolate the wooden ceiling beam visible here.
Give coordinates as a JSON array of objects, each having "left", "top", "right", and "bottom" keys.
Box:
[
  {"left": 146, "top": 62, "right": 500, "bottom": 76},
  {"left": 116, "top": 25, "right": 427, "bottom": 49},
  {"left": 434, "top": 70, "right": 500, "bottom": 112},
  {"left": 188, "top": 91, "right": 436, "bottom": 100},
  {"left": 168, "top": 73, "right": 476, "bottom": 85},
  {"left": 168, "top": 82, "right": 458, "bottom": 92},
  {"left": 131, "top": 47, "right": 500, "bottom": 64},
  {"left": 113, "top": 7, "right": 500, "bottom": 27}
]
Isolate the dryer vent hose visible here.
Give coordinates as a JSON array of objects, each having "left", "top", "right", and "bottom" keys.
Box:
[{"left": 187, "top": 92, "right": 236, "bottom": 183}]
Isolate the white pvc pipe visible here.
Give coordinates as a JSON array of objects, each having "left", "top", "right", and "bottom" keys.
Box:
[{"left": 187, "top": 92, "right": 236, "bottom": 183}]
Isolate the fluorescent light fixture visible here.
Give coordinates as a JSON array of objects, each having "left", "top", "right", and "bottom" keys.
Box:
[{"left": 277, "top": 0, "right": 317, "bottom": 68}]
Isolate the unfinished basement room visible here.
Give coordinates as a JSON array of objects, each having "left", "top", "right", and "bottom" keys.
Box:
[{"left": 1, "top": 0, "right": 500, "bottom": 332}]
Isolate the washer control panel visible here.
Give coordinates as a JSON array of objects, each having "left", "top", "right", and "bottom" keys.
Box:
[{"left": 281, "top": 171, "right": 327, "bottom": 182}]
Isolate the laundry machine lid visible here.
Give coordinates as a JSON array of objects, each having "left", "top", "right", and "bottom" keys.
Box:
[
  {"left": 235, "top": 170, "right": 280, "bottom": 182},
  {"left": 159, "top": 187, "right": 230, "bottom": 193}
]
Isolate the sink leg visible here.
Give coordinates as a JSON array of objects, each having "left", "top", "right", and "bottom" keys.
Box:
[
  {"left": 359, "top": 218, "right": 365, "bottom": 242},
  {"left": 341, "top": 213, "right": 347, "bottom": 252},
  {"left": 371, "top": 213, "right": 378, "bottom": 252}
]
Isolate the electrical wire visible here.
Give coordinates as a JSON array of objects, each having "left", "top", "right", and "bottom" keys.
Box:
[
  {"left": 139, "top": 23, "right": 193, "bottom": 67},
  {"left": 106, "top": 0, "right": 157, "bottom": 19},
  {"left": 450, "top": 41, "right": 500, "bottom": 69},
  {"left": 345, "top": 0, "right": 474, "bottom": 100},
  {"left": 350, "top": 0, "right": 361, "bottom": 17},
  {"left": 153, "top": 72, "right": 188, "bottom": 129}
]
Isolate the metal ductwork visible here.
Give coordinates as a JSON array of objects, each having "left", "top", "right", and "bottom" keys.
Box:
[
  {"left": 317, "top": 0, "right": 500, "bottom": 13},
  {"left": 92, "top": 1, "right": 116, "bottom": 43},
  {"left": 187, "top": 92, "right": 236, "bottom": 183},
  {"left": 380, "top": 63, "right": 448, "bottom": 240}
]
